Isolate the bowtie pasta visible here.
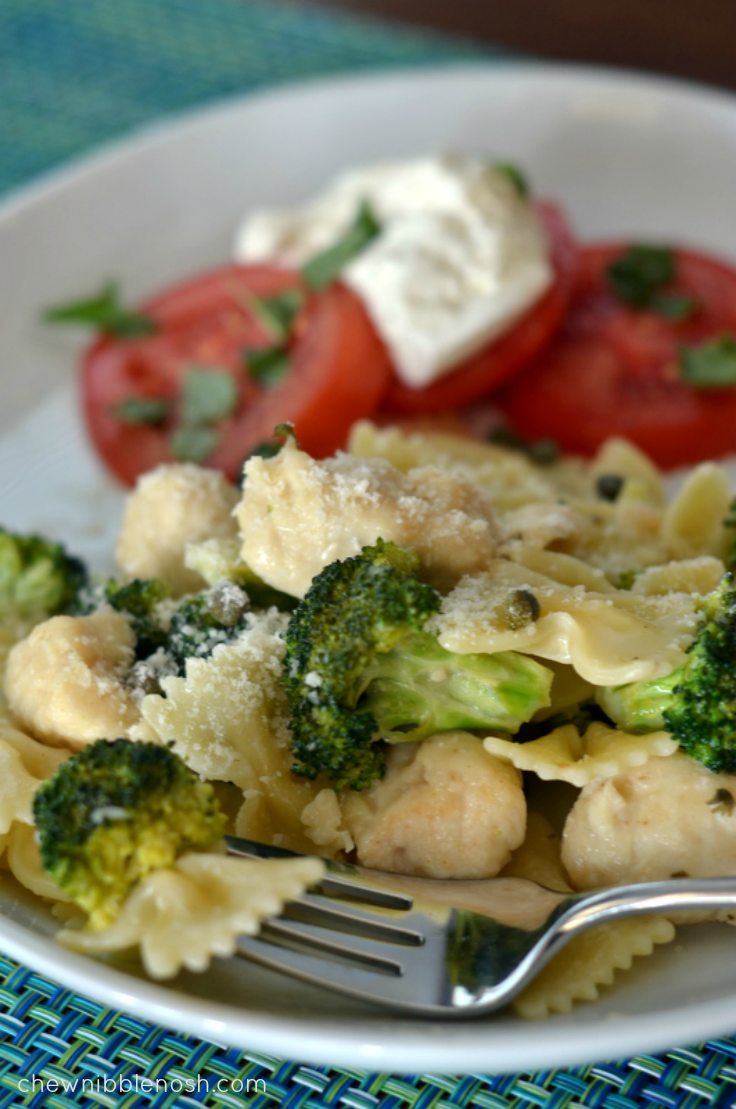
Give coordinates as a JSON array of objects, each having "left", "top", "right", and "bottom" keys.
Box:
[{"left": 2, "top": 421, "right": 736, "bottom": 1016}]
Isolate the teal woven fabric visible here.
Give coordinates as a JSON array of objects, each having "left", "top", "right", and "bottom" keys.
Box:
[
  {"left": 2, "top": 954, "right": 736, "bottom": 1107},
  {"left": 0, "top": 0, "right": 494, "bottom": 197},
  {"left": 2, "top": 1, "right": 736, "bottom": 1103}
]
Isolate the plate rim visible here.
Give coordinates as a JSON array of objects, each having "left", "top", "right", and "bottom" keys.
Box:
[{"left": 3, "top": 56, "right": 736, "bottom": 221}]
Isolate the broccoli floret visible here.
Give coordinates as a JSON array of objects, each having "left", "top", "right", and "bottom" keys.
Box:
[
  {"left": 107, "top": 578, "right": 170, "bottom": 656},
  {"left": 597, "top": 574, "right": 736, "bottom": 772},
  {"left": 282, "top": 540, "right": 553, "bottom": 791},
  {"left": 33, "top": 738, "right": 226, "bottom": 929},
  {"left": 77, "top": 574, "right": 251, "bottom": 678},
  {"left": 167, "top": 581, "right": 251, "bottom": 674},
  {"left": 0, "top": 526, "right": 87, "bottom": 623}
]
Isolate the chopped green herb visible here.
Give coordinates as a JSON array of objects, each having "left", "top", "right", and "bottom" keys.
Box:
[
  {"left": 606, "top": 245, "right": 676, "bottom": 308},
  {"left": 248, "top": 440, "right": 285, "bottom": 463},
  {"left": 113, "top": 397, "right": 171, "bottom": 426},
  {"left": 167, "top": 368, "right": 238, "bottom": 464},
  {"left": 617, "top": 569, "right": 641, "bottom": 591},
  {"left": 301, "top": 200, "right": 382, "bottom": 290},
  {"left": 493, "top": 162, "right": 529, "bottom": 199},
  {"left": 723, "top": 497, "right": 736, "bottom": 571},
  {"left": 680, "top": 334, "right": 736, "bottom": 388},
  {"left": 181, "top": 368, "right": 238, "bottom": 426},
  {"left": 245, "top": 346, "right": 291, "bottom": 388},
  {"left": 238, "top": 424, "right": 295, "bottom": 488},
  {"left": 272, "top": 421, "right": 297, "bottom": 443},
  {"left": 169, "top": 425, "right": 220, "bottom": 464},
  {"left": 488, "top": 426, "right": 560, "bottom": 466},
  {"left": 707, "top": 788, "right": 735, "bottom": 815},
  {"left": 249, "top": 289, "right": 304, "bottom": 343},
  {"left": 652, "top": 291, "right": 700, "bottom": 321},
  {"left": 43, "top": 281, "right": 156, "bottom": 338}
]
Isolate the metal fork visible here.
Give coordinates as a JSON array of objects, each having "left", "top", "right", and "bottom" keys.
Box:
[{"left": 226, "top": 834, "right": 736, "bottom": 1017}]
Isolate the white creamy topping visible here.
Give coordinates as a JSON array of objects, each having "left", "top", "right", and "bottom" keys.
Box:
[{"left": 233, "top": 155, "right": 554, "bottom": 388}]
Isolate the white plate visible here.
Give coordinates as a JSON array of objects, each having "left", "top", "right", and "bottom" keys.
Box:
[{"left": 3, "top": 63, "right": 736, "bottom": 1073}]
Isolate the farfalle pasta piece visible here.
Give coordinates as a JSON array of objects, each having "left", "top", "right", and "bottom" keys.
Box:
[
  {"left": 58, "top": 853, "right": 324, "bottom": 978},
  {"left": 135, "top": 611, "right": 342, "bottom": 856},
  {"left": 347, "top": 420, "right": 567, "bottom": 511},
  {"left": 501, "top": 813, "right": 676, "bottom": 1019},
  {"left": 514, "top": 915, "right": 677, "bottom": 1020},
  {"left": 507, "top": 548, "right": 616, "bottom": 593},
  {"left": 662, "top": 462, "right": 731, "bottom": 561},
  {"left": 484, "top": 721, "right": 678, "bottom": 787},
  {"left": 501, "top": 811, "right": 570, "bottom": 892},
  {"left": 0, "top": 710, "right": 69, "bottom": 833},
  {"left": 5, "top": 822, "right": 72, "bottom": 902},
  {"left": 590, "top": 437, "right": 665, "bottom": 505},
  {"left": 630, "top": 556, "right": 725, "bottom": 598},
  {"left": 430, "top": 559, "right": 699, "bottom": 684}
]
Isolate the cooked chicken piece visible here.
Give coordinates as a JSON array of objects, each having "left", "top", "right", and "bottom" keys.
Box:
[
  {"left": 562, "top": 752, "right": 736, "bottom": 888},
  {"left": 4, "top": 611, "right": 139, "bottom": 749},
  {"left": 236, "top": 437, "right": 498, "bottom": 597},
  {"left": 342, "top": 732, "right": 526, "bottom": 878},
  {"left": 116, "top": 463, "right": 239, "bottom": 595}
]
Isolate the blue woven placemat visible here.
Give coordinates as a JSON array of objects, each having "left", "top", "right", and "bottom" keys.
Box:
[
  {"left": 0, "top": 0, "right": 494, "bottom": 197},
  {"left": 1, "top": 0, "right": 736, "bottom": 1102}
]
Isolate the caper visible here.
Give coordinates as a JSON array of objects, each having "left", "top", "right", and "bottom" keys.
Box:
[
  {"left": 595, "top": 473, "right": 625, "bottom": 502},
  {"left": 505, "top": 588, "right": 541, "bottom": 630}
]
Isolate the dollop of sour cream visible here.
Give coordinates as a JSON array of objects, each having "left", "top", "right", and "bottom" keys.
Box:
[{"left": 234, "top": 155, "right": 554, "bottom": 390}]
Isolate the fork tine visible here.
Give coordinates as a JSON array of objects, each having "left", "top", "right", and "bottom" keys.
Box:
[
  {"left": 285, "top": 894, "right": 423, "bottom": 946},
  {"left": 224, "top": 833, "right": 413, "bottom": 911},
  {"left": 255, "top": 919, "right": 405, "bottom": 975}
]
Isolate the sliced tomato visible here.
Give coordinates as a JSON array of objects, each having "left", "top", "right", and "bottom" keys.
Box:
[
  {"left": 380, "top": 202, "right": 579, "bottom": 414},
  {"left": 495, "top": 244, "right": 736, "bottom": 468},
  {"left": 82, "top": 264, "right": 392, "bottom": 486}
]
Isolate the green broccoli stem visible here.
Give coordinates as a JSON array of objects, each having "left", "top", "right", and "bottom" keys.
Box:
[
  {"left": 360, "top": 631, "right": 553, "bottom": 742},
  {"left": 596, "top": 669, "right": 682, "bottom": 734},
  {"left": 596, "top": 575, "right": 736, "bottom": 774}
]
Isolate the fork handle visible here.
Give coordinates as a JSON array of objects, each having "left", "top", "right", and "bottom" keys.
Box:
[{"left": 561, "top": 875, "right": 736, "bottom": 936}]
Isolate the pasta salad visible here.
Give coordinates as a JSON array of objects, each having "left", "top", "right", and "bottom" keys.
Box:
[{"left": 2, "top": 418, "right": 736, "bottom": 1019}]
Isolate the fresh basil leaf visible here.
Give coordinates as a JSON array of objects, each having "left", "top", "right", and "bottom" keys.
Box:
[
  {"left": 606, "top": 245, "right": 676, "bottom": 308},
  {"left": 248, "top": 440, "right": 284, "bottom": 463},
  {"left": 651, "top": 291, "right": 701, "bottom": 321},
  {"left": 272, "top": 421, "right": 296, "bottom": 442},
  {"left": 680, "top": 334, "right": 736, "bottom": 388},
  {"left": 43, "top": 281, "right": 156, "bottom": 337},
  {"left": 493, "top": 162, "right": 529, "bottom": 199},
  {"left": 169, "top": 425, "right": 219, "bottom": 463},
  {"left": 249, "top": 289, "right": 304, "bottom": 343},
  {"left": 181, "top": 368, "right": 238, "bottom": 426},
  {"left": 113, "top": 397, "right": 171, "bottom": 425},
  {"left": 245, "top": 346, "right": 291, "bottom": 388},
  {"left": 301, "top": 200, "right": 382, "bottom": 290}
]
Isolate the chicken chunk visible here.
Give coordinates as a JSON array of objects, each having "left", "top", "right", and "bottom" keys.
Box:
[
  {"left": 116, "top": 463, "right": 239, "bottom": 595},
  {"left": 236, "top": 438, "right": 497, "bottom": 597},
  {"left": 562, "top": 752, "right": 736, "bottom": 888},
  {"left": 341, "top": 732, "right": 526, "bottom": 878},
  {"left": 4, "top": 611, "right": 139, "bottom": 749}
]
